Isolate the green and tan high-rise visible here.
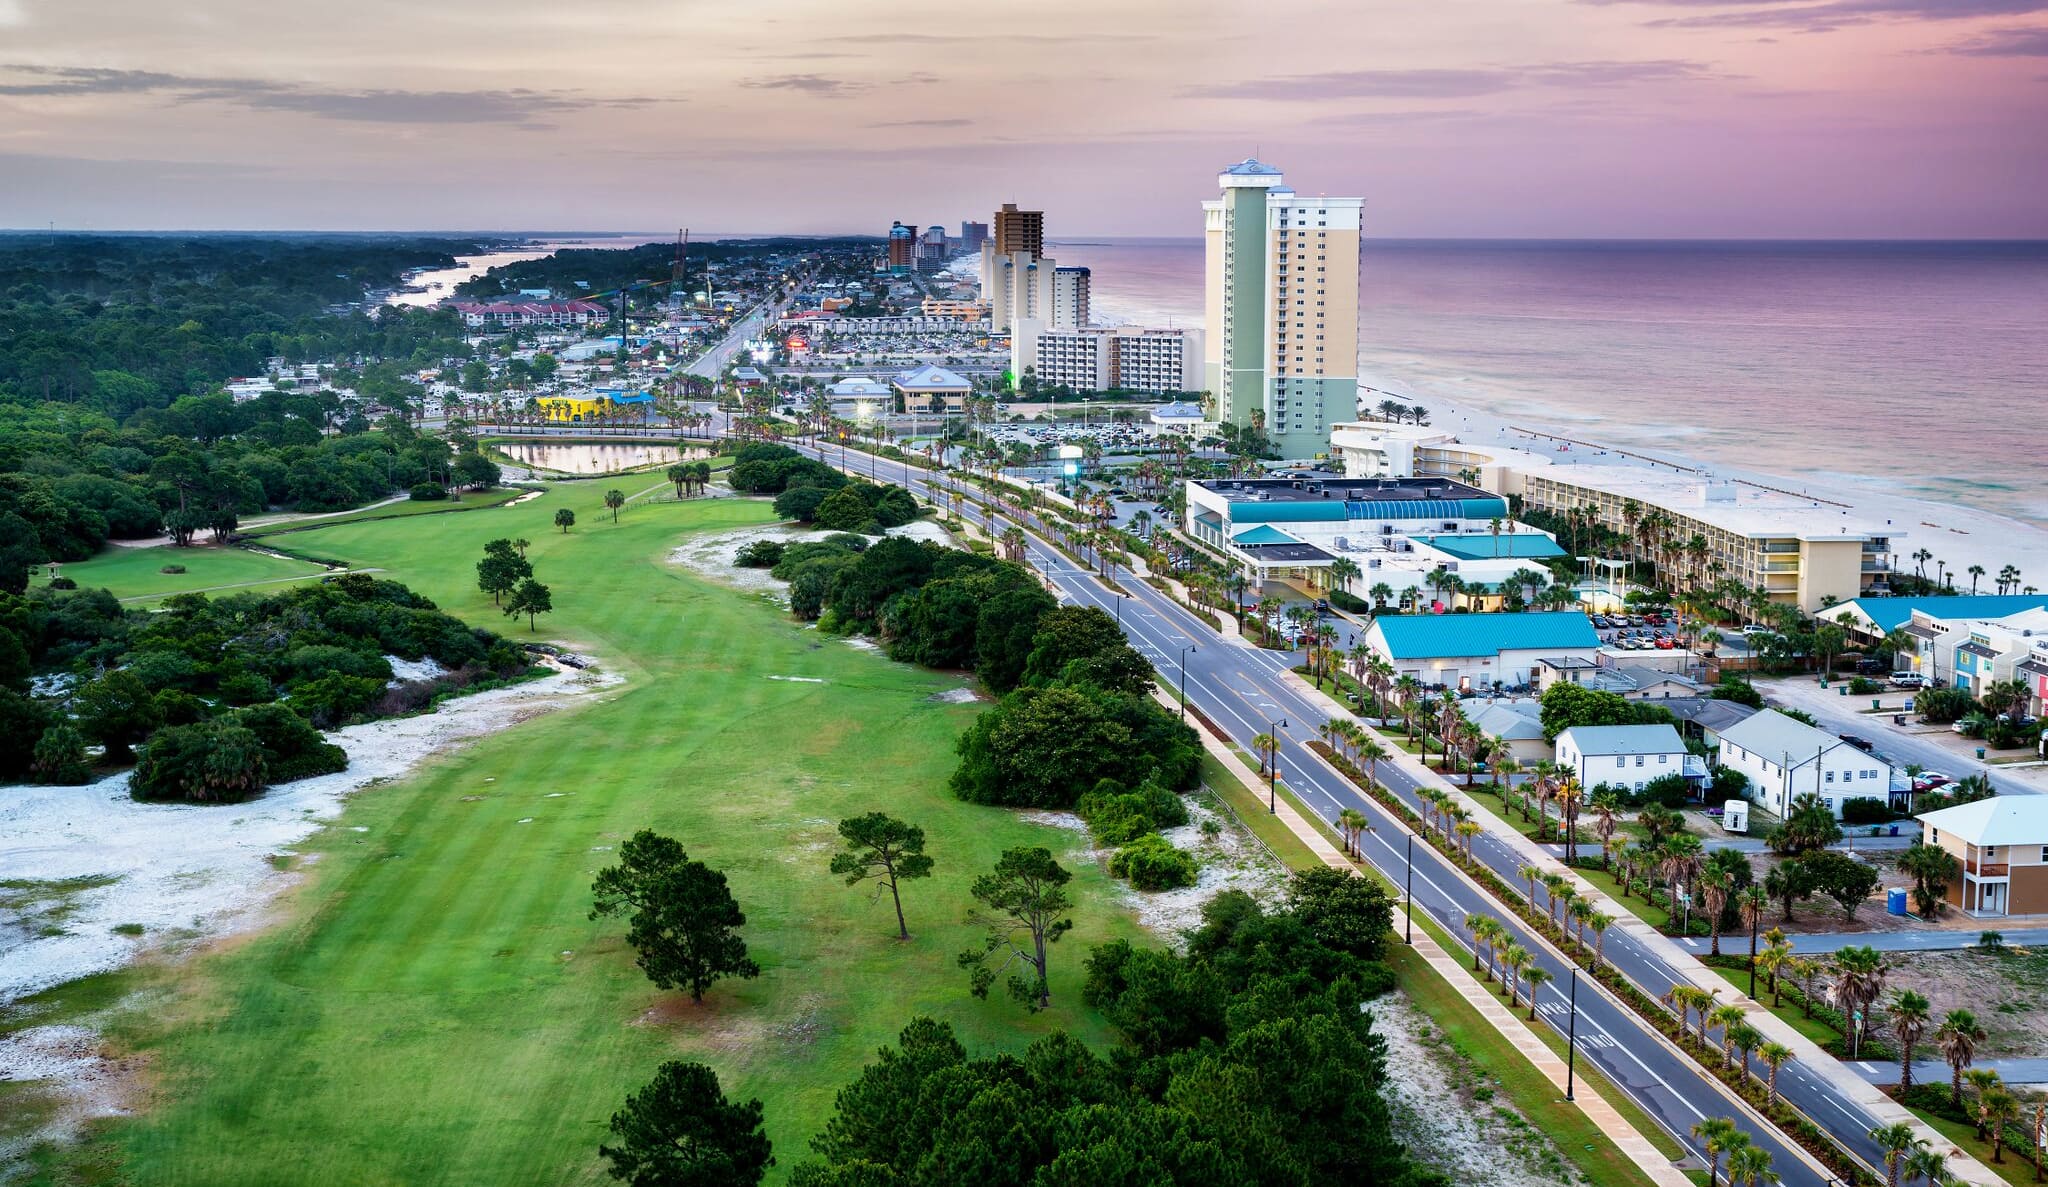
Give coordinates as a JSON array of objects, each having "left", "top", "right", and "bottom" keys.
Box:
[{"left": 1202, "top": 159, "right": 1362, "bottom": 460}]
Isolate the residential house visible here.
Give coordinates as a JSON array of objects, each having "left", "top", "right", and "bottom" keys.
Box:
[
  {"left": 1716, "top": 708, "right": 1893, "bottom": 818},
  {"left": 1555, "top": 724, "right": 1701, "bottom": 795},
  {"left": 1917, "top": 795, "right": 2048, "bottom": 916}
]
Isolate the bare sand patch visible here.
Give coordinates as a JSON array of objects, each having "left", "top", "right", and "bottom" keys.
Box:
[{"left": 1368, "top": 993, "right": 1579, "bottom": 1187}]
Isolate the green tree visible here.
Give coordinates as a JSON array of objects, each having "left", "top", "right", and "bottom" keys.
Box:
[
  {"left": 1769, "top": 792, "right": 1842, "bottom": 856},
  {"left": 829, "top": 813, "right": 935, "bottom": 940},
  {"left": 958, "top": 846, "right": 1075, "bottom": 1011},
  {"left": 605, "top": 488, "right": 626, "bottom": 523},
  {"left": 1021, "top": 605, "right": 1128, "bottom": 688},
  {"left": 505, "top": 577, "right": 553, "bottom": 631},
  {"left": 555, "top": 507, "right": 576, "bottom": 533},
  {"left": 76, "top": 669, "right": 162, "bottom": 764},
  {"left": 130, "top": 719, "right": 268, "bottom": 803},
  {"left": 476, "top": 538, "right": 531, "bottom": 605},
  {"left": 590, "top": 830, "right": 762, "bottom": 1003},
  {"left": 1286, "top": 867, "right": 1394, "bottom": 962},
  {"left": 1802, "top": 850, "right": 1882, "bottom": 921},
  {"left": 1889, "top": 989, "right": 1931, "bottom": 1094},
  {"left": 598, "top": 1060, "right": 774, "bottom": 1187},
  {"left": 1936, "top": 1008, "right": 1986, "bottom": 1110},
  {"left": 1899, "top": 841, "right": 1960, "bottom": 917},
  {"left": 31, "top": 724, "right": 94, "bottom": 785}
]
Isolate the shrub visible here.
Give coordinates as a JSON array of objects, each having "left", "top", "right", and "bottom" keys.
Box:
[
  {"left": 1914, "top": 686, "right": 1977, "bottom": 724},
  {"left": 409, "top": 482, "right": 447, "bottom": 501},
  {"left": 131, "top": 720, "right": 268, "bottom": 803},
  {"left": 1839, "top": 797, "right": 1895, "bottom": 825},
  {"left": 734, "top": 539, "right": 786, "bottom": 568},
  {"left": 31, "top": 724, "right": 94, "bottom": 785},
  {"left": 159, "top": 564, "right": 187, "bottom": 575},
  {"left": 48, "top": 575, "right": 78, "bottom": 590},
  {"left": 1329, "top": 588, "right": 1371, "bottom": 614},
  {"left": 1109, "top": 835, "right": 1198, "bottom": 890},
  {"left": 1076, "top": 775, "right": 1189, "bottom": 846},
  {"left": 233, "top": 702, "right": 348, "bottom": 783},
  {"left": 1846, "top": 676, "right": 1881, "bottom": 695},
  {"left": 286, "top": 671, "right": 385, "bottom": 728},
  {"left": 1638, "top": 772, "right": 1693, "bottom": 809}
]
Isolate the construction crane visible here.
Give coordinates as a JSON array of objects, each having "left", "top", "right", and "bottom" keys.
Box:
[{"left": 669, "top": 228, "right": 688, "bottom": 310}]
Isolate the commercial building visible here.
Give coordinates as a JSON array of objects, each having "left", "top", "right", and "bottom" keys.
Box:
[
  {"left": 1330, "top": 422, "right": 1551, "bottom": 494},
  {"left": 992, "top": 203, "right": 1043, "bottom": 257},
  {"left": 1918, "top": 796, "right": 2048, "bottom": 917},
  {"left": 891, "top": 364, "right": 972, "bottom": 414},
  {"left": 916, "top": 224, "right": 950, "bottom": 272},
  {"left": 1516, "top": 464, "right": 1898, "bottom": 614},
  {"left": 1202, "top": 159, "right": 1362, "bottom": 460},
  {"left": 960, "top": 221, "right": 988, "bottom": 256},
  {"left": 446, "top": 300, "right": 608, "bottom": 328},
  {"left": 1052, "top": 266, "right": 1091, "bottom": 329},
  {"left": 887, "top": 222, "right": 916, "bottom": 273},
  {"left": 1364, "top": 612, "right": 1601, "bottom": 692},
  {"left": 1716, "top": 709, "right": 1893, "bottom": 819},
  {"left": 1149, "top": 402, "right": 1208, "bottom": 434},
  {"left": 1183, "top": 474, "right": 1558, "bottom": 604},
  {"left": 826, "top": 376, "right": 892, "bottom": 420},
  {"left": 1554, "top": 724, "right": 1701, "bottom": 795},
  {"left": 1011, "top": 324, "right": 1203, "bottom": 395},
  {"left": 918, "top": 298, "right": 990, "bottom": 321}
]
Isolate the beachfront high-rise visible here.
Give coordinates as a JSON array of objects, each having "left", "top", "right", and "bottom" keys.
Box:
[{"left": 1202, "top": 159, "right": 1362, "bottom": 459}]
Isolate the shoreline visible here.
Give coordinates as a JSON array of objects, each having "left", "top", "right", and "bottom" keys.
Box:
[{"left": 1389, "top": 385, "right": 2048, "bottom": 585}]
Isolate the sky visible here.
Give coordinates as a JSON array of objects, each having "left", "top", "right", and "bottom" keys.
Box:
[{"left": 0, "top": 0, "right": 2043, "bottom": 237}]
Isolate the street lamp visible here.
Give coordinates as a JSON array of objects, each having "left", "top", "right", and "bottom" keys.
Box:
[
  {"left": 1265, "top": 717, "right": 1288, "bottom": 814},
  {"left": 1404, "top": 832, "right": 1414, "bottom": 945},
  {"left": 1565, "top": 967, "right": 1579, "bottom": 1101},
  {"left": 1179, "top": 645, "right": 1197, "bottom": 722},
  {"left": 1114, "top": 592, "right": 1126, "bottom": 625}
]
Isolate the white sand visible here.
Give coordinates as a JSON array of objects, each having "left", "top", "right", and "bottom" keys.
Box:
[
  {"left": 0, "top": 659, "right": 619, "bottom": 1007},
  {"left": 1403, "top": 393, "right": 2048, "bottom": 580}
]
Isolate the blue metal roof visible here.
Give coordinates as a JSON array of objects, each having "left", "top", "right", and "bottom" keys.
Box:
[
  {"left": 1411, "top": 533, "right": 1566, "bottom": 561},
  {"left": 1829, "top": 595, "right": 2048, "bottom": 634},
  {"left": 1371, "top": 611, "right": 1599, "bottom": 660}
]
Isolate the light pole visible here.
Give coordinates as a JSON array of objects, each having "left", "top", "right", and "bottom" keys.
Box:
[
  {"left": 1179, "top": 645, "right": 1197, "bottom": 722},
  {"left": 1404, "top": 832, "right": 1414, "bottom": 945},
  {"left": 1115, "top": 592, "right": 1126, "bottom": 625},
  {"left": 1265, "top": 717, "right": 1288, "bottom": 814},
  {"left": 1565, "top": 967, "right": 1579, "bottom": 1101}
]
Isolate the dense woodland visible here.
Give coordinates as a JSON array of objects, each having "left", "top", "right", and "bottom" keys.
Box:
[
  {"left": 454, "top": 236, "right": 880, "bottom": 305},
  {"left": 0, "top": 236, "right": 514, "bottom": 591},
  {"left": 0, "top": 574, "right": 531, "bottom": 797}
]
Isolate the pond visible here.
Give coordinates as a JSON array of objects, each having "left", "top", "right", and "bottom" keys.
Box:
[{"left": 495, "top": 442, "right": 708, "bottom": 475}]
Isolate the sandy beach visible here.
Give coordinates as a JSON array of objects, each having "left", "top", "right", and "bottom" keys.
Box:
[{"left": 1400, "top": 388, "right": 2048, "bottom": 586}]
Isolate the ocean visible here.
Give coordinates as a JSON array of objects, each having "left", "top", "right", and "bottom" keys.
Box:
[{"left": 1042, "top": 238, "right": 2048, "bottom": 527}]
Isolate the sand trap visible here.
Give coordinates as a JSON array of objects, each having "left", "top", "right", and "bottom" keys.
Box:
[
  {"left": 0, "top": 1024, "right": 135, "bottom": 1166},
  {"left": 1367, "top": 993, "right": 1575, "bottom": 1187},
  {"left": 927, "top": 688, "right": 980, "bottom": 704},
  {"left": 0, "top": 658, "right": 619, "bottom": 1007},
  {"left": 504, "top": 489, "right": 545, "bottom": 507},
  {"left": 769, "top": 675, "right": 826, "bottom": 684},
  {"left": 666, "top": 519, "right": 961, "bottom": 603},
  {"left": 385, "top": 654, "right": 448, "bottom": 684},
  {"left": 1022, "top": 797, "right": 1289, "bottom": 943}
]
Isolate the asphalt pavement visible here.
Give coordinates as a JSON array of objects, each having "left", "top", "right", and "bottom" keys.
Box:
[
  {"left": 794, "top": 443, "right": 1921, "bottom": 1187},
  {"left": 1784, "top": 927, "right": 2048, "bottom": 954}
]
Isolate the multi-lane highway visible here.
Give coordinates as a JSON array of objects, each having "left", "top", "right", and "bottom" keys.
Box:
[{"left": 795, "top": 441, "right": 1919, "bottom": 1187}]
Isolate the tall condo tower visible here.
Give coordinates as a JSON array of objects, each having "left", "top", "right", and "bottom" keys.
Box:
[
  {"left": 980, "top": 201, "right": 1053, "bottom": 332},
  {"left": 1202, "top": 159, "right": 1361, "bottom": 460}
]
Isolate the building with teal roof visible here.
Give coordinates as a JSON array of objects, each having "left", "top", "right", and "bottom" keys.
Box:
[
  {"left": 1364, "top": 611, "right": 1600, "bottom": 691},
  {"left": 1408, "top": 533, "right": 1567, "bottom": 562},
  {"left": 1818, "top": 595, "right": 2048, "bottom": 641}
]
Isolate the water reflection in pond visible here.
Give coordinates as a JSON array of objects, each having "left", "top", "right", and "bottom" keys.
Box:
[{"left": 495, "top": 442, "right": 708, "bottom": 475}]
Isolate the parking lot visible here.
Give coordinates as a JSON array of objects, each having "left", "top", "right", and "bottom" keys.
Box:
[{"left": 1757, "top": 674, "right": 2048, "bottom": 794}]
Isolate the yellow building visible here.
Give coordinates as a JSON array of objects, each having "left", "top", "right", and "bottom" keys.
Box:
[{"left": 534, "top": 389, "right": 655, "bottom": 423}]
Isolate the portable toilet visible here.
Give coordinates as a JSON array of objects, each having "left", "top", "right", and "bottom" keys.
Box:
[
  {"left": 1722, "top": 800, "right": 1749, "bottom": 834},
  {"left": 1887, "top": 887, "right": 1909, "bottom": 916}
]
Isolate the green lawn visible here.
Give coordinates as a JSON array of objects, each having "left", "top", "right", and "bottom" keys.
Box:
[
  {"left": 238, "top": 485, "right": 527, "bottom": 538},
  {"left": 41, "top": 485, "right": 1149, "bottom": 1187},
  {"left": 54, "top": 544, "right": 332, "bottom": 601}
]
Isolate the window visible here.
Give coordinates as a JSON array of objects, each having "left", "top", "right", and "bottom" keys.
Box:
[
  {"left": 1658, "top": 754, "right": 1669, "bottom": 764},
  {"left": 1635, "top": 755, "right": 1645, "bottom": 767},
  {"left": 1826, "top": 771, "right": 1836, "bottom": 783}
]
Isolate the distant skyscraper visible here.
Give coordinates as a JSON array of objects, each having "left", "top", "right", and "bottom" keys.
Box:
[
  {"left": 960, "top": 220, "right": 988, "bottom": 255},
  {"left": 1202, "top": 159, "right": 1361, "bottom": 459},
  {"left": 888, "top": 221, "right": 916, "bottom": 273},
  {"left": 916, "top": 224, "right": 949, "bottom": 272},
  {"left": 992, "top": 203, "right": 1043, "bottom": 257},
  {"left": 1052, "top": 265, "right": 1091, "bottom": 329}
]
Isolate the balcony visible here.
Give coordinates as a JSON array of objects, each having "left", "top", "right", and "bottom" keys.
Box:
[{"left": 1970, "top": 861, "right": 2010, "bottom": 878}]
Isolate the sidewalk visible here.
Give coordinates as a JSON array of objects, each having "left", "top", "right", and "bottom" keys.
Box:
[
  {"left": 1272, "top": 672, "right": 2004, "bottom": 1187},
  {"left": 1175, "top": 692, "right": 1694, "bottom": 1187}
]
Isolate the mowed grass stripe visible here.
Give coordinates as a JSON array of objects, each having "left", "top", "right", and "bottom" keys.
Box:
[{"left": 67, "top": 487, "right": 1145, "bottom": 1187}]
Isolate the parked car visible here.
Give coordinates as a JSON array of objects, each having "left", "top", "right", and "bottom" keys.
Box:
[
  {"left": 1740, "top": 624, "right": 1772, "bottom": 636},
  {"left": 1655, "top": 638, "right": 1676, "bottom": 650},
  {"left": 1890, "top": 672, "right": 1927, "bottom": 688},
  {"left": 1839, "top": 734, "right": 1875, "bottom": 752}
]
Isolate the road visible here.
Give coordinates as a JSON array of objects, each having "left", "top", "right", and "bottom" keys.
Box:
[
  {"left": 1850, "top": 1058, "right": 2048, "bottom": 1087},
  {"left": 796, "top": 443, "right": 1915, "bottom": 1187},
  {"left": 681, "top": 287, "right": 798, "bottom": 379},
  {"left": 1784, "top": 927, "right": 2048, "bottom": 955},
  {"left": 1758, "top": 675, "right": 2048, "bottom": 795}
]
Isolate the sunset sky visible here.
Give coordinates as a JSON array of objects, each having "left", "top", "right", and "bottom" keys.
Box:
[{"left": 1, "top": 0, "right": 2043, "bottom": 237}]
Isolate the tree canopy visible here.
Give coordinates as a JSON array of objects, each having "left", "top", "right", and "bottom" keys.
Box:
[{"left": 591, "top": 830, "right": 762, "bottom": 1003}]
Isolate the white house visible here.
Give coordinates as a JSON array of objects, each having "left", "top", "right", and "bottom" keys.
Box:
[
  {"left": 1554, "top": 724, "right": 1701, "bottom": 795},
  {"left": 1363, "top": 612, "right": 1601, "bottom": 693},
  {"left": 1716, "top": 709, "right": 1892, "bottom": 818}
]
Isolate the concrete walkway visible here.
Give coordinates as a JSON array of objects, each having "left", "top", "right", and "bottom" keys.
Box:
[
  {"left": 1272, "top": 671, "right": 2006, "bottom": 1187},
  {"left": 1174, "top": 691, "right": 1695, "bottom": 1187}
]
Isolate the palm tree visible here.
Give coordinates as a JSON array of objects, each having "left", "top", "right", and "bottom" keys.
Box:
[
  {"left": 1522, "top": 964, "right": 1553, "bottom": 1020},
  {"left": 1757, "top": 1042, "right": 1794, "bottom": 1107},
  {"left": 1708, "top": 1003, "right": 1747, "bottom": 1068},
  {"left": 1338, "top": 807, "right": 1370, "bottom": 859},
  {"left": 1937, "top": 1008, "right": 1987, "bottom": 1109},
  {"left": 1869, "top": 1122, "right": 1919, "bottom": 1187},
  {"left": 603, "top": 488, "right": 626, "bottom": 523},
  {"left": 1964, "top": 1067, "right": 2004, "bottom": 1140},
  {"left": 1902, "top": 1147, "right": 1948, "bottom": 1186},
  {"left": 1889, "top": 989, "right": 1931, "bottom": 1093},
  {"left": 1829, "top": 945, "right": 1890, "bottom": 1059},
  {"left": 1700, "top": 868, "right": 1733, "bottom": 957},
  {"left": 1968, "top": 564, "right": 1986, "bottom": 594},
  {"left": 1592, "top": 790, "right": 1620, "bottom": 868},
  {"left": 1568, "top": 896, "right": 1595, "bottom": 949},
  {"left": 1358, "top": 737, "right": 1390, "bottom": 791},
  {"left": 1726, "top": 1143, "right": 1777, "bottom": 1187},
  {"left": 1589, "top": 912, "right": 1614, "bottom": 969},
  {"left": 666, "top": 463, "right": 690, "bottom": 499},
  {"left": 1250, "top": 732, "right": 1277, "bottom": 776},
  {"left": 1518, "top": 862, "right": 1543, "bottom": 910},
  {"left": 1465, "top": 912, "right": 1494, "bottom": 973},
  {"left": 1690, "top": 1117, "right": 1740, "bottom": 1186},
  {"left": 1728, "top": 1022, "right": 1764, "bottom": 1081},
  {"left": 1454, "top": 818, "right": 1481, "bottom": 864},
  {"left": 1500, "top": 944, "right": 1531, "bottom": 1009},
  {"left": 1739, "top": 887, "right": 1769, "bottom": 981}
]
